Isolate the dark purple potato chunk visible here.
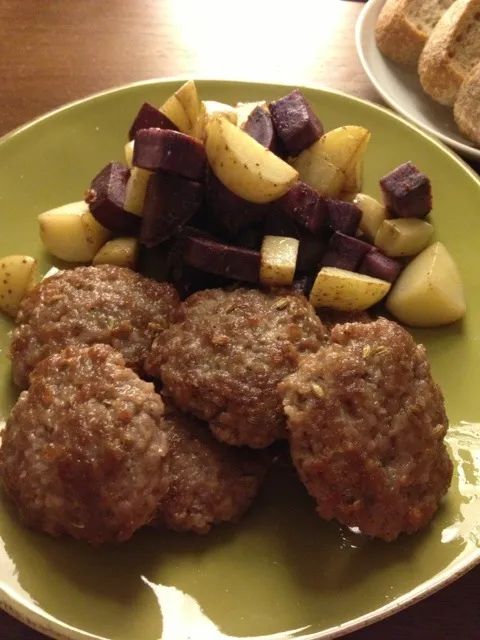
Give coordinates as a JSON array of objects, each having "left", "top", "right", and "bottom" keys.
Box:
[
  {"left": 133, "top": 129, "right": 207, "bottom": 182},
  {"left": 359, "top": 249, "right": 403, "bottom": 283},
  {"left": 234, "top": 226, "right": 264, "bottom": 251},
  {"left": 296, "top": 230, "right": 326, "bottom": 274},
  {"left": 184, "top": 237, "right": 261, "bottom": 284},
  {"left": 86, "top": 162, "right": 140, "bottom": 235},
  {"left": 141, "top": 172, "right": 204, "bottom": 247},
  {"left": 290, "top": 275, "right": 313, "bottom": 296},
  {"left": 379, "top": 161, "right": 432, "bottom": 218},
  {"left": 243, "top": 106, "right": 277, "bottom": 151},
  {"left": 264, "top": 210, "right": 300, "bottom": 239},
  {"left": 275, "top": 181, "right": 328, "bottom": 234},
  {"left": 322, "top": 232, "right": 371, "bottom": 271},
  {"left": 205, "top": 169, "right": 268, "bottom": 237},
  {"left": 128, "top": 103, "right": 178, "bottom": 141},
  {"left": 326, "top": 199, "right": 362, "bottom": 236},
  {"left": 269, "top": 89, "right": 323, "bottom": 156}
]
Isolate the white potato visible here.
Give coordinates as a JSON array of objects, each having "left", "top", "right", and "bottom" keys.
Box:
[
  {"left": 310, "top": 267, "right": 391, "bottom": 311},
  {"left": 235, "top": 101, "right": 268, "bottom": 128},
  {"left": 174, "top": 80, "right": 201, "bottom": 134},
  {"left": 123, "top": 167, "right": 153, "bottom": 216},
  {"left": 194, "top": 100, "right": 237, "bottom": 141},
  {"left": 386, "top": 242, "right": 466, "bottom": 327},
  {"left": 0, "top": 255, "right": 37, "bottom": 318},
  {"left": 260, "top": 236, "right": 299, "bottom": 286},
  {"left": 93, "top": 237, "right": 139, "bottom": 270},
  {"left": 316, "top": 125, "right": 370, "bottom": 173},
  {"left": 343, "top": 158, "right": 364, "bottom": 196},
  {"left": 38, "top": 201, "right": 110, "bottom": 263},
  {"left": 160, "top": 94, "right": 190, "bottom": 134},
  {"left": 124, "top": 140, "right": 135, "bottom": 168},
  {"left": 292, "top": 143, "right": 344, "bottom": 197},
  {"left": 205, "top": 116, "right": 298, "bottom": 203},
  {"left": 353, "top": 193, "right": 387, "bottom": 242},
  {"left": 375, "top": 218, "right": 434, "bottom": 257}
]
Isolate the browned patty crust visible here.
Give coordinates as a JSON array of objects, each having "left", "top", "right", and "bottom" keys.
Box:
[
  {"left": 0, "top": 344, "right": 169, "bottom": 545},
  {"left": 279, "top": 318, "right": 453, "bottom": 541},
  {"left": 10, "top": 264, "right": 180, "bottom": 388},
  {"left": 155, "top": 401, "right": 268, "bottom": 533},
  {"left": 146, "top": 287, "right": 326, "bottom": 449}
]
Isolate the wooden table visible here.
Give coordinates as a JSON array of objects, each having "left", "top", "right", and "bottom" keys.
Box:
[{"left": 0, "top": 0, "right": 478, "bottom": 638}]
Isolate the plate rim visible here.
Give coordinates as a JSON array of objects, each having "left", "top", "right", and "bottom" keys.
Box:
[
  {"left": 355, "top": 0, "right": 480, "bottom": 163},
  {"left": 0, "top": 76, "right": 479, "bottom": 640}
]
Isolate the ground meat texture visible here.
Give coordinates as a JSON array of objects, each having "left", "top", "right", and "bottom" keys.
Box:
[
  {"left": 154, "top": 401, "right": 268, "bottom": 533},
  {"left": 0, "top": 344, "right": 169, "bottom": 545},
  {"left": 318, "top": 309, "right": 372, "bottom": 335},
  {"left": 279, "top": 318, "right": 453, "bottom": 541},
  {"left": 146, "top": 288, "right": 326, "bottom": 449},
  {"left": 10, "top": 265, "right": 180, "bottom": 388}
]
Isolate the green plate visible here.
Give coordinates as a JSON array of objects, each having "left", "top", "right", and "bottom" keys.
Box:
[{"left": 0, "top": 79, "right": 479, "bottom": 640}]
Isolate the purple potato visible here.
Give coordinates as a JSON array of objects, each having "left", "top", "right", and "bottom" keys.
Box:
[
  {"left": 264, "top": 210, "right": 300, "bottom": 239},
  {"left": 184, "top": 237, "right": 261, "bottom": 284},
  {"left": 86, "top": 162, "right": 141, "bottom": 235},
  {"left": 290, "top": 275, "right": 313, "bottom": 296},
  {"left": 269, "top": 89, "right": 323, "bottom": 156},
  {"left": 322, "top": 232, "right": 371, "bottom": 271},
  {"left": 296, "top": 230, "right": 327, "bottom": 274},
  {"left": 359, "top": 249, "right": 403, "bottom": 283},
  {"left": 141, "top": 172, "right": 204, "bottom": 247},
  {"left": 275, "top": 181, "right": 328, "bottom": 234},
  {"left": 243, "top": 106, "right": 277, "bottom": 151},
  {"left": 234, "top": 226, "right": 265, "bottom": 251},
  {"left": 128, "top": 103, "right": 178, "bottom": 141},
  {"left": 379, "top": 162, "right": 432, "bottom": 218},
  {"left": 205, "top": 169, "right": 269, "bottom": 237},
  {"left": 326, "top": 199, "right": 362, "bottom": 236},
  {"left": 133, "top": 129, "right": 207, "bottom": 182}
]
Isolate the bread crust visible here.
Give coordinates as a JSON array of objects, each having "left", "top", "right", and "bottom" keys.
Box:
[
  {"left": 454, "top": 62, "right": 480, "bottom": 146},
  {"left": 376, "top": 0, "right": 426, "bottom": 66}
]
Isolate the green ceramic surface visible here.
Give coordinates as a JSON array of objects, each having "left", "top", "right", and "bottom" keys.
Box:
[{"left": 0, "top": 79, "right": 479, "bottom": 640}]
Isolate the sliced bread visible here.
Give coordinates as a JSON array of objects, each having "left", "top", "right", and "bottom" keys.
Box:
[
  {"left": 375, "top": 0, "right": 456, "bottom": 67},
  {"left": 454, "top": 62, "right": 480, "bottom": 146},
  {"left": 418, "top": 0, "right": 480, "bottom": 106}
]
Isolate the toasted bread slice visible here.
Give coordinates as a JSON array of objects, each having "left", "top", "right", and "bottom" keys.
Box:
[
  {"left": 454, "top": 62, "right": 480, "bottom": 146},
  {"left": 376, "top": 0, "right": 456, "bottom": 67},
  {"left": 419, "top": 0, "right": 480, "bottom": 106}
]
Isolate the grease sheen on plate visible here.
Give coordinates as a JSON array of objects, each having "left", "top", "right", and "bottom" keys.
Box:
[{"left": 0, "top": 79, "right": 479, "bottom": 640}]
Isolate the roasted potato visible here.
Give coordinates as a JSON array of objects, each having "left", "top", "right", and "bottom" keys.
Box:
[
  {"left": 375, "top": 218, "right": 434, "bottom": 257},
  {"left": 160, "top": 94, "right": 190, "bottom": 134},
  {"left": 386, "top": 242, "right": 466, "bottom": 327},
  {"left": 310, "top": 267, "right": 391, "bottom": 311},
  {"left": 93, "top": 237, "right": 139, "bottom": 270},
  {"left": 0, "top": 255, "right": 37, "bottom": 318},
  {"left": 236, "top": 101, "right": 267, "bottom": 128},
  {"left": 38, "top": 201, "right": 110, "bottom": 262},
  {"left": 205, "top": 116, "right": 298, "bottom": 203},
  {"left": 353, "top": 193, "right": 387, "bottom": 242},
  {"left": 124, "top": 140, "right": 135, "bottom": 169},
  {"left": 174, "top": 80, "right": 201, "bottom": 134},
  {"left": 260, "top": 235, "right": 299, "bottom": 286},
  {"left": 316, "top": 125, "right": 370, "bottom": 175},
  {"left": 292, "top": 143, "right": 344, "bottom": 197},
  {"left": 123, "top": 167, "right": 153, "bottom": 216}
]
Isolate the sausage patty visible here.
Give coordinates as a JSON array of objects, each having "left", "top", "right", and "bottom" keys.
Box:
[
  {"left": 155, "top": 401, "right": 268, "bottom": 533},
  {"left": 0, "top": 344, "right": 169, "bottom": 545},
  {"left": 146, "top": 287, "right": 326, "bottom": 448},
  {"left": 10, "top": 264, "right": 180, "bottom": 388},
  {"left": 279, "top": 318, "right": 453, "bottom": 541}
]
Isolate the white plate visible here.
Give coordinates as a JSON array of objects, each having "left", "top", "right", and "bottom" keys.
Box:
[{"left": 355, "top": 0, "right": 480, "bottom": 162}]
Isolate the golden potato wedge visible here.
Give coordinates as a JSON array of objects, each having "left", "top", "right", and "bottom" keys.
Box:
[
  {"left": 375, "top": 218, "right": 434, "bottom": 257},
  {"left": 159, "top": 94, "right": 190, "bottom": 134},
  {"left": 236, "top": 101, "right": 268, "bottom": 128},
  {"left": 174, "top": 80, "right": 201, "bottom": 134},
  {"left": 124, "top": 140, "right": 135, "bottom": 169},
  {"left": 0, "top": 255, "right": 37, "bottom": 318},
  {"left": 386, "top": 242, "right": 466, "bottom": 327},
  {"left": 343, "top": 158, "right": 364, "bottom": 196},
  {"left": 93, "top": 237, "right": 139, "bottom": 270},
  {"left": 353, "top": 193, "right": 387, "bottom": 242},
  {"left": 310, "top": 267, "right": 391, "bottom": 311},
  {"left": 123, "top": 167, "right": 153, "bottom": 216},
  {"left": 292, "top": 143, "right": 344, "bottom": 197},
  {"left": 194, "top": 100, "right": 237, "bottom": 141},
  {"left": 260, "top": 235, "right": 299, "bottom": 286},
  {"left": 38, "top": 201, "right": 110, "bottom": 263},
  {"left": 205, "top": 116, "right": 298, "bottom": 203},
  {"left": 317, "top": 126, "right": 370, "bottom": 174}
]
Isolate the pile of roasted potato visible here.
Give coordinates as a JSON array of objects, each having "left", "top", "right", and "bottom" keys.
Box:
[{"left": 0, "top": 80, "right": 466, "bottom": 328}]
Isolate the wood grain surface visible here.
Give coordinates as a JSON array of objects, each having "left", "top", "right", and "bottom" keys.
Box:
[{"left": 0, "top": 0, "right": 478, "bottom": 638}]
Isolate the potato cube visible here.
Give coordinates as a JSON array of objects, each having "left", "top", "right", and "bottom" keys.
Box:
[
  {"left": 375, "top": 218, "right": 434, "bottom": 257},
  {"left": 380, "top": 162, "right": 432, "bottom": 218},
  {"left": 0, "top": 255, "right": 37, "bottom": 318},
  {"left": 310, "top": 267, "right": 390, "bottom": 311},
  {"left": 260, "top": 235, "right": 299, "bottom": 286},
  {"left": 353, "top": 193, "right": 387, "bottom": 242},
  {"left": 93, "top": 237, "right": 139, "bottom": 270}
]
